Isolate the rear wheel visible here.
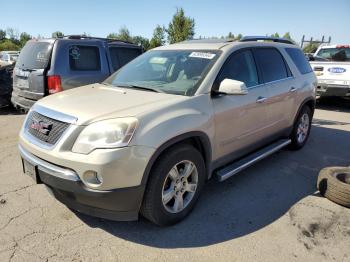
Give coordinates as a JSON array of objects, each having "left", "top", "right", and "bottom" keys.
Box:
[
  {"left": 141, "top": 144, "right": 205, "bottom": 226},
  {"left": 289, "top": 106, "right": 312, "bottom": 150}
]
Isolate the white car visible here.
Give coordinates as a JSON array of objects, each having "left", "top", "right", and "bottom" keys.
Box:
[
  {"left": 0, "top": 51, "right": 20, "bottom": 67},
  {"left": 310, "top": 44, "right": 350, "bottom": 98}
]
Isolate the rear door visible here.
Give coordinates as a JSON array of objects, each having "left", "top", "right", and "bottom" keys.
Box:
[
  {"left": 13, "top": 40, "right": 54, "bottom": 100},
  {"left": 108, "top": 45, "right": 142, "bottom": 72},
  {"left": 253, "top": 47, "right": 296, "bottom": 135}
]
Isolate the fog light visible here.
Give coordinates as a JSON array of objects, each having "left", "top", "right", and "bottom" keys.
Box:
[{"left": 82, "top": 171, "right": 102, "bottom": 186}]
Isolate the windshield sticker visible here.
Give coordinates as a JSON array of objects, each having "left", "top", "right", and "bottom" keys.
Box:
[
  {"left": 36, "top": 51, "right": 48, "bottom": 62},
  {"left": 189, "top": 52, "right": 216, "bottom": 59},
  {"left": 69, "top": 46, "right": 80, "bottom": 60}
]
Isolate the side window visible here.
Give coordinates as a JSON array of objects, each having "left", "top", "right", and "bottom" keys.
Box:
[
  {"left": 285, "top": 48, "right": 313, "bottom": 74},
  {"left": 109, "top": 47, "right": 141, "bottom": 71},
  {"left": 254, "top": 48, "right": 289, "bottom": 83},
  {"left": 218, "top": 50, "right": 259, "bottom": 88},
  {"left": 69, "top": 45, "right": 101, "bottom": 71}
]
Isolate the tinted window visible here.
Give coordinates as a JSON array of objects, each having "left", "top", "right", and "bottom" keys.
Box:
[
  {"left": 109, "top": 47, "right": 141, "bottom": 71},
  {"left": 218, "top": 50, "right": 258, "bottom": 87},
  {"left": 286, "top": 48, "right": 312, "bottom": 74},
  {"left": 69, "top": 45, "right": 101, "bottom": 71},
  {"left": 254, "top": 48, "right": 289, "bottom": 83},
  {"left": 16, "top": 41, "right": 52, "bottom": 69}
]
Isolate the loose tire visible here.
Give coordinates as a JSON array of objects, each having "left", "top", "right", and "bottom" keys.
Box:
[
  {"left": 141, "top": 144, "right": 205, "bottom": 226},
  {"left": 317, "top": 167, "right": 350, "bottom": 208},
  {"left": 289, "top": 106, "right": 312, "bottom": 150}
]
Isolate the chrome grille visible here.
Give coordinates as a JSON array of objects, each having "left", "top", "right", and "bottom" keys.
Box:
[{"left": 27, "top": 111, "right": 70, "bottom": 145}]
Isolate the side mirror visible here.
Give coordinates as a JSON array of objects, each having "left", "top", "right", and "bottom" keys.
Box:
[{"left": 218, "top": 79, "right": 248, "bottom": 95}]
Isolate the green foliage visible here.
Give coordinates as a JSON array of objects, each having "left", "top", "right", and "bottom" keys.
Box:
[
  {"left": 303, "top": 43, "right": 319, "bottom": 53},
  {"left": 133, "top": 36, "right": 150, "bottom": 50},
  {"left": 0, "top": 39, "right": 20, "bottom": 51},
  {"left": 167, "top": 8, "right": 195, "bottom": 44},
  {"left": 52, "top": 31, "right": 64, "bottom": 38},
  {"left": 0, "top": 30, "right": 6, "bottom": 40},
  {"left": 236, "top": 33, "right": 243, "bottom": 40},
  {"left": 283, "top": 32, "right": 292, "bottom": 40},
  {"left": 149, "top": 25, "right": 166, "bottom": 49},
  {"left": 271, "top": 32, "right": 280, "bottom": 38},
  {"left": 20, "top": 32, "right": 31, "bottom": 47},
  {"left": 227, "top": 32, "right": 234, "bottom": 39}
]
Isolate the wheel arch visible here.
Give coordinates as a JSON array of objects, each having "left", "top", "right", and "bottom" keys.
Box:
[
  {"left": 293, "top": 96, "right": 316, "bottom": 125},
  {"left": 141, "top": 131, "right": 212, "bottom": 186}
]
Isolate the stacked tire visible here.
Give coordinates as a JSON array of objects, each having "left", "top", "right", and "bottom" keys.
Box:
[{"left": 317, "top": 167, "right": 350, "bottom": 207}]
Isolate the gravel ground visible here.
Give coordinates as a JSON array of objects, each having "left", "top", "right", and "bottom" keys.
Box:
[{"left": 0, "top": 99, "right": 349, "bottom": 262}]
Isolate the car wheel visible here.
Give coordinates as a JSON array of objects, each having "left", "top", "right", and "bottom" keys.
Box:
[
  {"left": 141, "top": 144, "right": 205, "bottom": 226},
  {"left": 289, "top": 106, "right": 312, "bottom": 150},
  {"left": 317, "top": 167, "right": 350, "bottom": 208}
]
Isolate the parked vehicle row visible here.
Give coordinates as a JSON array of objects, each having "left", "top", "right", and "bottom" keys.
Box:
[
  {"left": 11, "top": 35, "right": 142, "bottom": 112},
  {"left": 18, "top": 36, "right": 317, "bottom": 225},
  {"left": 0, "top": 51, "right": 20, "bottom": 68}
]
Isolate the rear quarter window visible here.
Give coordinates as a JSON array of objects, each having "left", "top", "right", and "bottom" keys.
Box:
[
  {"left": 69, "top": 45, "right": 101, "bottom": 71},
  {"left": 285, "top": 48, "right": 313, "bottom": 74},
  {"left": 109, "top": 47, "right": 141, "bottom": 71}
]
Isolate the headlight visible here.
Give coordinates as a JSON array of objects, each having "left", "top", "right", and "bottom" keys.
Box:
[{"left": 72, "top": 117, "right": 138, "bottom": 154}]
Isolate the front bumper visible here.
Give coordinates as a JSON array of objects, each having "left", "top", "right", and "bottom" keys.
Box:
[
  {"left": 19, "top": 144, "right": 146, "bottom": 221},
  {"left": 316, "top": 84, "right": 350, "bottom": 97}
]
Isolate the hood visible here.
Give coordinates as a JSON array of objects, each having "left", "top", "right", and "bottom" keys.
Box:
[{"left": 35, "top": 84, "right": 184, "bottom": 125}]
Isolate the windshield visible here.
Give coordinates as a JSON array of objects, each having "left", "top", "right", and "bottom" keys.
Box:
[
  {"left": 16, "top": 41, "right": 52, "bottom": 69},
  {"left": 104, "top": 50, "right": 221, "bottom": 96},
  {"left": 316, "top": 47, "right": 350, "bottom": 62}
]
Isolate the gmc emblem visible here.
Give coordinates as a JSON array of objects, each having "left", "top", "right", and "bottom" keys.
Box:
[{"left": 30, "top": 119, "right": 52, "bottom": 135}]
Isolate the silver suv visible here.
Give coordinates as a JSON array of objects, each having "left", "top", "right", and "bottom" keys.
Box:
[{"left": 19, "top": 36, "right": 317, "bottom": 226}]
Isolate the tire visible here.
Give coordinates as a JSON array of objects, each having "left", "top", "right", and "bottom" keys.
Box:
[
  {"left": 141, "top": 144, "right": 205, "bottom": 226},
  {"left": 317, "top": 167, "right": 350, "bottom": 208},
  {"left": 289, "top": 106, "right": 312, "bottom": 150}
]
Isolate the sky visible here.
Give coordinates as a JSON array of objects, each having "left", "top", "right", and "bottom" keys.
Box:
[{"left": 1, "top": 0, "right": 350, "bottom": 45}]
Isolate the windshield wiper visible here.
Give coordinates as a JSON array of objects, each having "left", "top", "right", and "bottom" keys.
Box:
[{"left": 116, "top": 84, "right": 161, "bottom": 93}]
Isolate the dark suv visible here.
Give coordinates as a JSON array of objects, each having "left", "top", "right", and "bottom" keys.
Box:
[{"left": 12, "top": 35, "right": 142, "bottom": 111}]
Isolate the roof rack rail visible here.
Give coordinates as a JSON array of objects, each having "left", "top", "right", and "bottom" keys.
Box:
[
  {"left": 61, "top": 35, "right": 135, "bottom": 45},
  {"left": 240, "top": 36, "right": 295, "bottom": 45}
]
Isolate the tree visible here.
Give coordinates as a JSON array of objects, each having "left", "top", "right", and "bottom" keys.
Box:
[
  {"left": 19, "top": 32, "right": 32, "bottom": 47},
  {"left": 283, "top": 32, "right": 292, "bottom": 40},
  {"left": 167, "top": 8, "right": 195, "bottom": 44},
  {"left": 6, "top": 27, "right": 19, "bottom": 40},
  {"left": 0, "top": 39, "right": 20, "bottom": 51},
  {"left": 107, "top": 33, "right": 118, "bottom": 39},
  {"left": 0, "top": 30, "right": 6, "bottom": 40},
  {"left": 271, "top": 32, "right": 280, "bottom": 38},
  {"left": 303, "top": 43, "right": 319, "bottom": 53},
  {"left": 117, "top": 26, "right": 133, "bottom": 42},
  {"left": 227, "top": 32, "right": 234, "bottom": 39},
  {"left": 149, "top": 25, "right": 166, "bottom": 49},
  {"left": 133, "top": 36, "right": 150, "bottom": 50},
  {"left": 235, "top": 33, "right": 243, "bottom": 40},
  {"left": 52, "top": 31, "right": 64, "bottom": 38}
]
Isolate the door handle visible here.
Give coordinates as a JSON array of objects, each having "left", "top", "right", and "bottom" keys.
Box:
[
  {"left": 256, "top": 96, "right": 267, "bottom": 103},
  {"left": 289, "top": 87, "right": 297, "bottom": 92}
]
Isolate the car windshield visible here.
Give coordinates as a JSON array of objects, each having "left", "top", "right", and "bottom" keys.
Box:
[
  {"left": 104, "top": 50, "right": 221, "bottom": 96},
  {"left": 316, "top": 47, "right": 350, "bottom": 62}
]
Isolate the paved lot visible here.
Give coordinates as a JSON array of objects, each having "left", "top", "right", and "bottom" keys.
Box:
[{"left": 0, "top": 99, "right": 349, "bottom": 262}]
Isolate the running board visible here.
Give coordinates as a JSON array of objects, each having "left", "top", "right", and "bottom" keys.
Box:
[{"left": 216, "top": 139, "right": 291, "bottom": 182}]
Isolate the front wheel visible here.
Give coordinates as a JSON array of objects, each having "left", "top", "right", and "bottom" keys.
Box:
[
  {"left": 289, "top": 106, "right": 312, "bottom": 150},
  {"left": 141, "top": 144, "right": 205, "bottom": 226}
]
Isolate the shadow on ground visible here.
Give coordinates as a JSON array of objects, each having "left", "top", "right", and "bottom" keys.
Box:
[
  {"left": 0, "top": 105, "right": 23, "bottom": 116},
  {"left": 316, "top": 97, "right": 350, "bottom": 113},
  {"left": 73, "top": 120, "right": 350, "bottom": 248}
]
